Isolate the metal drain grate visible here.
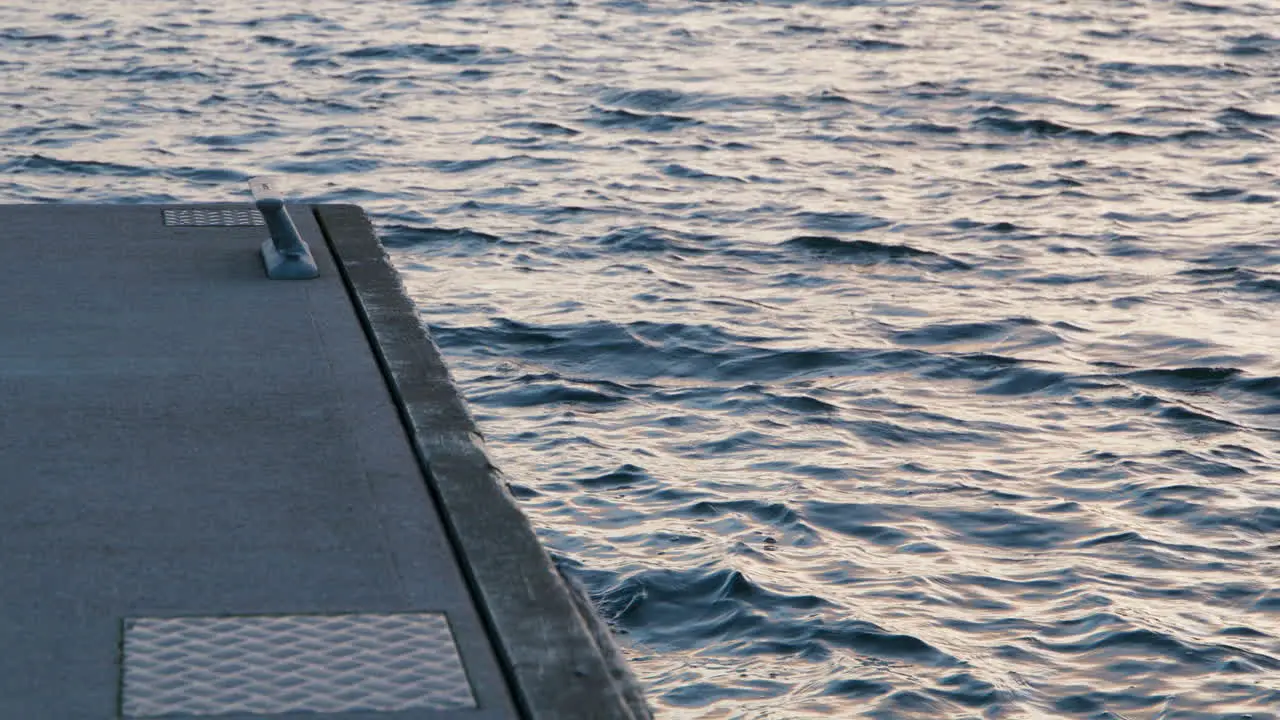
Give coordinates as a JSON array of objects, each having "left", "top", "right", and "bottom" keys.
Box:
[
  {"left": 120, "top": 613, "right": 477, "bottom": 717},
  {"left": 162, "top": 208, "right": 265, "bottom": 227}
]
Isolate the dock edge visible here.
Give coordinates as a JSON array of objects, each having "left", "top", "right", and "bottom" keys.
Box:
[{"left": 314, "top": 205, "right": 652, "bottom": 720}]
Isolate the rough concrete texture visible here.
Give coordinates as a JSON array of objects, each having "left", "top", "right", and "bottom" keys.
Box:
[{"left": 0, "top": 204, "right": 519, "bottom": 719}]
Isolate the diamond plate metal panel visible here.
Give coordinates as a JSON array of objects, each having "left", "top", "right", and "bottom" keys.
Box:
[
  {"left": 162, "top": 208, "right": 265, "bottom": 227},
  {"left": 121, "top": 613, "right": 477, "bottom": 717}
]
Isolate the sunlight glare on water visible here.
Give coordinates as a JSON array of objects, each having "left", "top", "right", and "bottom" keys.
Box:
[{"left": 2, "top": 0, "right": 1279, "bottom": 717}]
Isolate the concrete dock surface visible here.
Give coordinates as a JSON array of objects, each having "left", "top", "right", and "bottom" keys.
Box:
[{"left": 0, "top": 203, "right": 649, "bottom": 719}]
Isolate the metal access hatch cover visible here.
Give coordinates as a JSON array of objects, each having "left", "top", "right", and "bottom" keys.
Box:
[{"left": 120, "top": 612, "right": 477, "bottom": 717}]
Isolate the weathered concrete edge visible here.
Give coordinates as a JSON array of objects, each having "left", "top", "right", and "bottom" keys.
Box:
[{"left": 313, "top": 205, "right": 651, "bottom": 720}]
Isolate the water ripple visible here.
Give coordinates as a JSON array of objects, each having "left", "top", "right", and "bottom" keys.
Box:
[{"left": 2, "top": 0, "right": 1279, "bottom": 716}]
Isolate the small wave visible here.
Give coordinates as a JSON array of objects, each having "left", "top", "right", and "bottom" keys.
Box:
[
  {"left": 974, "top": 117, "right": 1083, "bottom": 136},
  {"left": 596, "top": 226, "right": 720, "bottom": 253},
  {"left": 805, "top": 502, "right": 914, "bottom": 546},
  {"left": 46, "top": 65, "right": 217, "bottom": 83},
  {"left": 978, "top": 367, "right": 1071, "bottom": 395},
  {"left": 340, "top": 42, "right": 501, "bottom": 64},
  {"left": 424, "top": 154, "right": 571, "bottom": 173},
  {"left": 1184, "top": 187, "right": 1275, "bottom": 203},
  {"left": 713, "top": 348, "right": 920, "bottom": 383},
  {"left": 793, "top": 211, "right": 892, "bottom": 233},
  {"left": 891, "top": 318, "right": 1042, "bottom": 347},
  {"left": 596, "top": 565, "right": 827, "bottom": 640},
  {"left": 782, "top": 236, "right": 970, "bottom": 270},
  {"left": 1033, "top": 627, "right": 1280, "bottom": 670},
  {"left": 586, "top": 106, "right": 702, "bottom": 131},
  {"left": 1180, "top": 266, "right": 1280, "bottom": 295},
  {"left": 681, "top": 498, "right": 806, "bottom": 530},
  {"left": 1120, "top": 367, "right": 1243, "bottom": 394},
  {"left": 1218, "top": 107, "right": 1280, "bottom": 126},
  {"left": 1224, "top": 33, "right": 1280, "bottom": 56},
  {"left": 839, "top": 417, "right": 1008, "bottom": 448},
  {"left": 809, "top": 90, "right": 851, "bottom": 104},
  {"left": 268, "top": 157, "right": 380, "bottom": 174},
  {"left": 500, "top": 120, "right": 581, "bottom": 136},
  {"left": 841, "top": 38, "right": 908, "bottom": 52},
  {"left": 1235, "top": 376, "right": 1280, "bottom": 399},
  {"left": 576, "top": 464, "right": 653, "bottom": 489},
  {"left": 470, "top": 380, "right": 628, "bottom": 408},
  {"left": 187, "top": 130, "right": 283, "bottom": 147},
  {"left": 973, "top": 116, "right": 1253, "bottom": 144},
  {"left": 823, "top": 678, "right": 891, "bottom": 700},
  {"left": 5, "top": 154, "right": 149, "bottom": 177},
  {"left": 599, "top": 88, "right": 691, "bottom": 113},
  {"left": 1150, "top": 450, "right": 1250, "bottom": 479},
  {"left": 661, "top": 164, "right": 745, "bottom": 183},
  {"left": 782, "top": 24, "right": 831, "bottom": 35},
  {"left": 1178, "top": 0, "right": 1235, "bottom": 13},
  {"left": 380, "top": 224, "right": 502, "bottom": 248},
  {"left": 899, "top": 121, "right": 961, "bottom": 135},
  {"left": 0, "top": 30, "right": 66, "bottom": 43},
  {"left": 253, "top": 34, "right": 295, "bottom": 47},
  {"left": 1097, "top": 60, "right": 1250, "bottom": 79},
  {"left": 1158, "top": 405, "right": 1242, "bottom": 435},
  {"left": 923, "top": 507, "right": 1091, "bottom": 550},
  {"left": 435, "top": 318, "right": 767, "bottom": 381}
]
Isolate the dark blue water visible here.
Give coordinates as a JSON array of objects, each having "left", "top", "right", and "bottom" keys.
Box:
[{"left": 3, "top": 1, "right": 1279, "bottom": 716}]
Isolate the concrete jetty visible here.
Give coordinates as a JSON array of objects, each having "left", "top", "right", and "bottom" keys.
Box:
[{"left": 0, "top": 202, "right": 649, "bottom": 719}]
